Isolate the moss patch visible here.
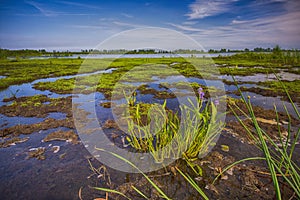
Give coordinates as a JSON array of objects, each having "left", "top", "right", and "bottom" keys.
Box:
[{"left": 0, "top": 95, "right": 73, "bottom": 117}]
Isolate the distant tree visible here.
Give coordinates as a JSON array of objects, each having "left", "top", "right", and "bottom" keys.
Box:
[
  {"left": 220, "top": 48, "right": 227, "bottom": 53},
  {"left": 272, "top": 45, "right": 282, "bottom": 55}
]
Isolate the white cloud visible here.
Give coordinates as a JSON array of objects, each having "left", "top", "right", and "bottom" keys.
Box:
[
  {"left": 121, "top": 13, "right": 133, "bottom": 18},
  {"left": 186, "top": 0, "right": 238, "bottom": 19},
  {"left": 183, "top": 21, "right": 198, "bottom": 25},
  {"left": 167, "top": 23, "right": 203, "bottom": 32},
  {"left": 219, "top": 14, "right": 297, "bottom": 48},
  {"left": 171, "top": 2, "right": 300, "bottom": 49},
  {"left": 170, "top": 0, "right": 299, "bottom": 49},
  {"left": 112, "top": 21, "right": 147, "bottom": 29}
]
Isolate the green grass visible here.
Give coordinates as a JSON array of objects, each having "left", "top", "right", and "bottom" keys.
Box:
[
  {"left": 215, "top": 77, "right": 300, "bottom": 200},
  {"left": 176, "top": 166, "right": 209, "bottom": 200},
  {"left": 30, "top": 57, "right": 216, "bottom": 95},
  {"left": 123, "top": 91, "right": 223, "bottom": 163},
  {"left": 213, "top": 51, "right": 300, "bottom": 67},
  {"left": 218, "top": 66, "right": 280, "bottom": 76},
  {"left": 259, "top": 79, "right": 300, "bottom": 93}
]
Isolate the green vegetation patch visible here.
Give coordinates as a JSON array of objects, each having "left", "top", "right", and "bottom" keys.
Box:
[
  {"left": 31, "top": 57, "right": 217, "bottom": 97},
  {"left": 0, "top": 58, "right": 116, "bottom": 90},
  {"left": 218, "top": 66, "right": 280, "bottom": 76},
  {"left": 258, "top": 79, "right": 300, "bottom": 93},
  {"left": 0, "top": 95, "right": 73, "bottom": 118},
  {"left": 214, "top": 50, "right": 300, "bottom": 68}
]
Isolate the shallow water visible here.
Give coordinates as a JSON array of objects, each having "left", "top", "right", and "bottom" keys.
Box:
[
  {"left": 27, "top": 52, "right": 237, "bottom": 59},
  {"left": 0, "top": 68, "right": 115, "bottom": 106},
  {"left": 0, "top": 63, "right": 299, "bottom": 199}
]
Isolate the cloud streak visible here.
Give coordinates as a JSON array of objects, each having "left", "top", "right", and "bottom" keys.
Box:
[
  {"left": 167, "top": 23, "right": 203, "bottom": 32},
  {"left": 121, "top": 13, "right": 133, "bottom": 18},
  {"left": 186, "top": 0, "right": 237, "bottom": 19},
  {"left": 25, "top": 0, "right": 96, "bottom": 17},
  {"left": 58, "top": 1, "right": 101, "bottom": 10},
  {"left": 173, "top": 1, "right": 300, "bottom": 49},
  {"left": 25, "top": 0, "right": 60, "bottom": 17}
]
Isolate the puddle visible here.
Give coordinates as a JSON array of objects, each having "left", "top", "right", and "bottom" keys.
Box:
[
  {"left": 0, "top": 114, "right": 44, "bottom": 129},
  {"left": 228, "top": 91, "right": 299, "bottom": 118}
]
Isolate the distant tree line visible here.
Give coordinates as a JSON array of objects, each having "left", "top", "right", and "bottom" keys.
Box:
[
  {"left": 208, "top": 46, "right": 292, "bottom": 53},
  {"left": 0, "top": 48, "right": 72, "bottom": 59},
  {"left": 1, "top": 46, "right": 299, "bottom": 59},
  {"left": 217, "top": 45, "right": 300, "bottom": 66}
]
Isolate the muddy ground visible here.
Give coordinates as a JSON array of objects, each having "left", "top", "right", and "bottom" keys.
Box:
[{"left": 0, "top": 94, "right": 299, "bottom": 199}]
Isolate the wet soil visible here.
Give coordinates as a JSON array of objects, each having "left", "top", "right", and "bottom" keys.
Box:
[
  {"left": 0, "top": 117, "right": 74, "bottom": 138},
  {"left": 104, "top": 131, "right": 296, "bottom": 200},
  {"left": 0, "top": 93, "right": 299, "bottom": 199},
  {"left": 0, "top": 136, "right": 29, "bottom": 148},
  {"left": 228, "top": 100, "right": 299, "bottom": 126},
  {"left": 27, "top": 147, "right": 46, "bottom": 160},
  {"left": 138, "top": 84, "right": 176, "bottom": 99},
  {"left": 231, "top": 86, "right": 300, "bottom": 104},
  {"left": 100, "top": 101, "right": 116, "bottom": 108},
  {"left": 43, "top": 130, "right": 79, "bottom": 144}
]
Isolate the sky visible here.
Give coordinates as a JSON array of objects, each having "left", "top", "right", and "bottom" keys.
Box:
[{"left": 0, "top": 0, "right": 299, "bottom": 51}]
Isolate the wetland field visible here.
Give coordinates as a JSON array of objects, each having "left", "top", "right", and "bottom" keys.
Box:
[{"left": 0, "top": 51, "right": 299, "bottom": 199}]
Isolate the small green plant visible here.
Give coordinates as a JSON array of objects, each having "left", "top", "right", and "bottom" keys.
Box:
[{"left": 6, "top": 89, "right": 20, "bottom": 100}]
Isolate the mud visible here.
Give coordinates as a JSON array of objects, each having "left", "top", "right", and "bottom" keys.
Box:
[
  {"left": 0, "top": 117, "right": 74, "bottom": 138},
  {"left": 0, "top": 91, "right": 298, "bottom": 199},
  {"left": 43, "top": 130, "right": 79, "bottom": 144},
  {"left": 0, "top": 136, "right": 29, "bottom": 148},
  {"left": 233, "top": 87, "right": 300, "bottom": 103},
  {"left": 228, "top": 100, "right": 299, "bottom": 126},
  {"left": 138, "top": 84, "right": 176, "bottom": 99},
  {"left": 27, "top": 147, "right": 46, "bottom": 160},
  {"left": 107, "top": 149, "right": 291, "bottom": 200},
  {"left": 100, "top": 102, "right": 116, "bottom": 108}
]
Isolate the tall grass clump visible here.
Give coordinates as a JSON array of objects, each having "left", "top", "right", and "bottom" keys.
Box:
[
  {"left": 215, "top": 77, "right": 300, "bottom": 199},
  {"left": 123, "top": 88, "right": 223, "bottom": 163}
]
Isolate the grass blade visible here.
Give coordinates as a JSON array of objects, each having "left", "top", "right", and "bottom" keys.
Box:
[
  {"left": 95, "top": 148, "right": 171, "bottom": 200},
  {"left": 175, "top": 166, "right": 209, "bottom": 200},
  {"left": 93, "top": 187, "right": 131, "bottom": 200},
  {"left": 131, "top": 185, "right": 149, "bottom": 199}
]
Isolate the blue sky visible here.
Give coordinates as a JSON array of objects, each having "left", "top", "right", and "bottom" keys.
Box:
[{"left": 0, "top": 0, "right": 299, "bottom": 51}]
